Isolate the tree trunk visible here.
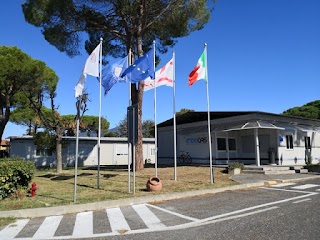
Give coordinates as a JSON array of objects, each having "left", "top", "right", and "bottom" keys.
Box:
[
  {"left": 0, "top": 95, "right": 11, "bottom": 141},
  {"left": 56, "top": 128, "right": 63, "bottom": 173},
  {"left": 136, "top": 82, "right": 144, "bottom": 170},
  {"left": 132, "top": 1, "right": 146, "bottom": 171}
]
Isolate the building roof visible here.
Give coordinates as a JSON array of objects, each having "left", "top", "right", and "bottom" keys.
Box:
[
  {"left": 0, "top": 140, "right": 10, "bottom": 146},
  {"left": 157, "top": 111, "right": 257, "bottom": 128},
  {"left": 157, "top": 111, "right": 320, "bottom": 128}
]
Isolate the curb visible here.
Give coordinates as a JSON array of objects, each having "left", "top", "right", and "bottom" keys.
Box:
[
  {"left": 2, "top": 174, "right": 320, "bottom": 219},
  {"left": 0, "top": 182, "right": 264, "bottom": 218},
  {"left": 264, "top": 180, "right": 278, "bottom": 186}
]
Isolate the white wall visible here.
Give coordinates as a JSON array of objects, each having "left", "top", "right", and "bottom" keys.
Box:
[
  {"left": 278, "top": 129, "right": 320, "bottom": 165},
  {"left": 9, "top": 138, "right": 155, "bottom": 167}
]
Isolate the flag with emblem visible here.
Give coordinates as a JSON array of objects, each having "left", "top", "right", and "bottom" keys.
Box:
[
  {"left": 143, "top": 58, "right": 174, "bottom": 92},
  {"left": 121, "top": 48, "right": 155, "bottom": 82},
  {"left": 101, "top": 57, "right": 128, "bottom": 95},
  {"left": 74, "top": 43, "right": 101, "bottom": 97}
]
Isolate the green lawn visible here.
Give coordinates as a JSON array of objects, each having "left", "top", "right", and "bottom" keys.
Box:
[{"left": 0, "top": 165, "right": 236, "bottom": 211}]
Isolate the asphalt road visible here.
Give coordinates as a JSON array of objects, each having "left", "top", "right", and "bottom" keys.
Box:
[{"left": 2, "top": 178, "right": 320, "bottom": 240}]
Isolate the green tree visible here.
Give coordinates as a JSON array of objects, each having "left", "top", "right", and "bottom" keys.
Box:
[
  {"left": 10, "top": 107, "right": 42, "bottom": 135},
  {"left": 282, "top": 100, "right": 320, "bottom": 119},
  {"left": 0, "top": 46, "right": 58, "bottom": 141},
  {"left": 116, "top": 115, "right": 128, "bottom": 138},
  {"left": 115, "top": 116, "right": 154, "bottom": 138},
  {"left": 22, "top": 0, "right": 213, "bottom": 170},
  {"left": 142, "top": 119, "right": 155, "bottom": 138},
  {"left": 176, "top": 108, "right": 195, "bottom": 116}
]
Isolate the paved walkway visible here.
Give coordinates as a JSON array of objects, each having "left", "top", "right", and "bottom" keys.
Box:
[
  {"left": 2, "top": 173, "right": 320, "bottom": 219},
  {"left": 230, "top": 172, "right": 320, "bottom": 184}
]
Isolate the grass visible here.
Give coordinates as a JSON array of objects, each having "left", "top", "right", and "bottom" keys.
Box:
[{"left": 0, "top": 165, "right": 236, "bottom": 212}]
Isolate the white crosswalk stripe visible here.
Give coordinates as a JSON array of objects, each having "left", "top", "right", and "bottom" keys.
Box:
[
  {"left": 291, "top": 184, "right": 320, "bottom": 190},
  {"left": 33, "top": 215, "right": 63, "bottom": 239},
  {"left": 73, "top": 211, "right": 93, "bottom": 237},
  {"left": 107, "top": 207, "right": 131, "bottom": 232},
  {"left": 0, "top": 203, "right": 194, "bottom": 239},
  {"left": 272, "top": 183, "right": 297, "bottom": 188},
  {"left": 0, "top": 219, "right": 29, "bottom": 239},
  {"left": 132, "top": 204, "right": 166, "bottom": 230}
]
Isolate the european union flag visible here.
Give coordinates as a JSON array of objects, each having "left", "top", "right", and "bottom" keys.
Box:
[
  {"left": 120, "top": 48, "right": 155, "bottom": 82},
  {"left": 101, "top": 57, "right": 128, "bottom": 95}
]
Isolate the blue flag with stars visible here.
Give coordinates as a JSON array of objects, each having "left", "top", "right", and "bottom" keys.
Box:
[{"left": 120, "top": 48, "right": 155, "bottom": 82}]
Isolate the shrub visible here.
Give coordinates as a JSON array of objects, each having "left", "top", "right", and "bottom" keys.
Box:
[
  {"left": 0, "top": 158, "right": 35, "bottom": 200},
  {"left": 228, "top": 162, "right": 244, "bottom": 171}
]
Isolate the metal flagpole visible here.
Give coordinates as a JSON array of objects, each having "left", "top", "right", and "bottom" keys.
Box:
[
  {"left": 128, "top": 49, "right": 132, "bottom": 193},
  {"left": 133, "top": 105, "right": 136, "bottom": 194},
  {"left": 74, "top": 97, "right": 80, "bottom": 203},
  {"left": 152, "top": 41, "right": 158, "bottom": 177},
  {"left": 173, "top": 51, "right": 177, "bottom": 181},
  {"left": 204, "top": 43, "right": 214, "bottom": 184},
  {"left": 97, "top": 38, "right": 103, "bottom": 189},
  {"left": 153, "top": 45, "right": 158, "bottom": 177}
]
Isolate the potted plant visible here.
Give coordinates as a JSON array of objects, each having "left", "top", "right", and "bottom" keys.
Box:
[{"left": 228, "top": 162, "right": 244, "bottom": 175}]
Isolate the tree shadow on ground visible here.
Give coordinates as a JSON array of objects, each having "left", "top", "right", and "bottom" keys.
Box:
[
  {"left": 220, "top": 168, "right": 228, "bottom": 174},
  {"left": 102, "top": 174, "right": 118, "bottom": 179},
  {"left": 51, "top": 175, "right": 74, "bottom": 181},
  {"left": 38, "top": 174, "right": 56, "bottom": 178}
]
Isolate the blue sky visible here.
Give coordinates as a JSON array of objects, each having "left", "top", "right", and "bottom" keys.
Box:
[{"left": 1, "top": 0, "right": 320, "bottom": 139}]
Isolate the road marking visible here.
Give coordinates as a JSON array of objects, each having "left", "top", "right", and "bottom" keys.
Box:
[
  {"left": 93, "top": 206, "right": 280, "bottom": 238},
  {"left": 145, "top": 203, "right": 199, "bottom": 222},
  {"left": 73, "top": 211, "right": 93, "bottom": 237},
  {"left": 0, "top": 219, "right": 29, "bottom": 239},
  {"left": 263, "top": 187, "right": 317, "bottom": 194},
  {"left": 132, "top": 204, "right": 165, "bottom": 230},
  {"left": 271, "top": 183, "right": 297, "bottom": 188},
  {"left": 107, "top": 207, "right": 131, "bottom": 232},
  {"left": 292, "top": 198, "right": 311, "bottom": 204},
  {"left": 202, "top": 191, "right": 317, "bottom": 222},
  {"left": 33, "top": 215, "right": 63, "bottom": 239},
  {"left": 291, "top": 184, "right": 319, "bottom": 190}
]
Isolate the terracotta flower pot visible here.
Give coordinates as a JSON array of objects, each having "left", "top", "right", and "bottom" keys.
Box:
[{"left": 146, "top": 176, "right": 162, "bottom": 191}]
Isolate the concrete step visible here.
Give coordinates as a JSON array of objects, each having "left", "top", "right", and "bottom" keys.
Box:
[
  {"left": 262, "top": 166, "right": 291, "bottom": 171},
  {"left": 242, "top": 170, "right": 266, "bottom": 174},
  {"left": 289, "top": 166, "right": 306, "bottom": 170},
  {"left": 244, "top": 167, "right": 265, "bottom": 171},
  {"left": 264, "top": 170, "right": 296, "bottom": 175},
  {"left": 295, "top": 169, "right": 309, "bottom": 174}
]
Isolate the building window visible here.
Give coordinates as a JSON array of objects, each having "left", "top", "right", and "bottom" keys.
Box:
[
  {"left": 217, "top": 138, "right": 236, "bottom": 151},
  {"left": 228, "top": 139, "right": 237, "bottom": 151},
  {"left": 286, "top": 135, "right": 293, "bottom": 149},
  {"left": 217, "top": 138, "right": 226, "bottom": 151},
  {"left": 36, "top": 148, "right": 52, "bottom": 156},
  {"left": 305, "top": 136, "right": 311, "bottom": 149}
]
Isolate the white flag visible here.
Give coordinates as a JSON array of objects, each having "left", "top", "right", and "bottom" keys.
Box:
[
  {"left": 74, "top": 43, "right": 101, "bottom": 98},
  {"left": 143, "top": 58, "right": 174, "bottom": 92},
  {"left": 74, "top": 72, "right": 87, "bottom": 98},
  {"left": 84, "top": 43, "right": 101, "bottom": 77}
]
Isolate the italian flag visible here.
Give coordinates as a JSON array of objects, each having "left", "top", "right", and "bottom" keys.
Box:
[{"left": 188, "top": 50, "right": 206, "bottom": 86}]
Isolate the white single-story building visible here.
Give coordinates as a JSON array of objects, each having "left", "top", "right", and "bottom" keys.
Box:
[
  {"left": 157, "top": 111, "right": 320, "bottom": 166},
  {"left": 8, "top": 136, "right": 155, "bottom": 167}
]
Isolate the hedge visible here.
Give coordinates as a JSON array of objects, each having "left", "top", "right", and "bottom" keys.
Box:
[{"left": 0, "top": 158, "right": 35, "bottom": 200}]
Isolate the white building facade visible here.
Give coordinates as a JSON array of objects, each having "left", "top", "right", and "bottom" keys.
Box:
[
  {"left": 9, "top": 136, "right": 155, "bottom": 167},
  {"left": 157, "top": 111, "right": 320, "bottom": 166}
]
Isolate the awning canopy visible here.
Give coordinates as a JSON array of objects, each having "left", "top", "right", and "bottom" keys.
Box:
[{"left": 215, "top": 120, "right": 285, "bottom": 132}]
